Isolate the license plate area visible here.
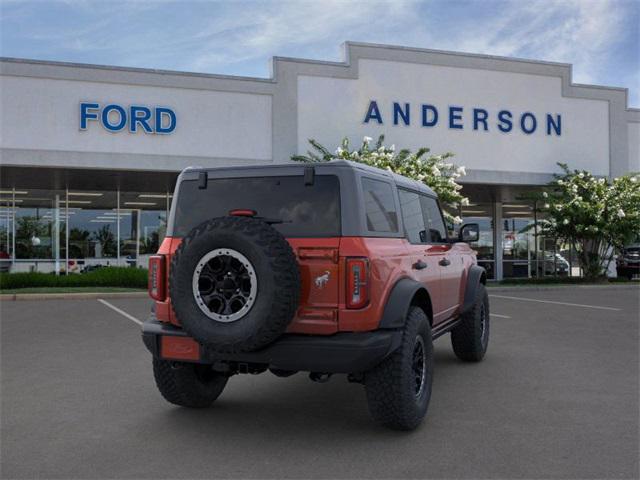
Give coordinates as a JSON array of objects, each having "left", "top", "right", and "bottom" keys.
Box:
[{"left": 160, "top": 336, "right": 201, "bottom": 361}]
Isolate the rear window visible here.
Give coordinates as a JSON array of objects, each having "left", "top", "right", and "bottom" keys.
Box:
[
  {"left": 172, "top": 175, "right": 341, "bottom": 237},
  {"left": 361, "top": 177, "right": 398, "bottom": 233}
]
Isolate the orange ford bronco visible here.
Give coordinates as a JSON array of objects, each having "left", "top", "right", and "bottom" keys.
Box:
[{"left": 142, "top": 160, "right": 489, "bottom": 430}]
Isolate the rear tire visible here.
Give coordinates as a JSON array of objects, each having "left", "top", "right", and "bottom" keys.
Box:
[
  {"left": 451, "top": 284, "right": 490, "bottom": 362},
  {"left": 364, "top": 307, "right": 433, "bottom": 430},
  {"left": 153, "top": 359, "right": 228, "bottom": 408}
]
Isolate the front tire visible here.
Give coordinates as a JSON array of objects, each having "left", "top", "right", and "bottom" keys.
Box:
[
  {"left": 153, "top": 359, "right": 228, "bottom": 408},
  {"left": 451, "top": 284, "right": 490, "bottom": 362},
  {"left": 364, "top": 307, "right": 433, "bottom": 430}
]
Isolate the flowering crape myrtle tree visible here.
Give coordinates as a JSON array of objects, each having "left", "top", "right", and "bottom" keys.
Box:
[
  {"left": 538, "top": 163, "right": 640, "bottom": 280},
  {"left": 292, "top": 135, "right": 469, "bottom": 224}
]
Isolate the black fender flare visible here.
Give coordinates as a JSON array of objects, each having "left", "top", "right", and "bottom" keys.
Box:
[
  {"left": 460, "top": 265, "right": 487, "bottom": 315},
  {"left": 378, "top": 278, "right": 433, "bottom": 329}
]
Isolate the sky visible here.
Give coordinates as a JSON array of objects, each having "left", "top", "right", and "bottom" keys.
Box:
[{"left": 1, "top": 0, "right": 639, "bottom": 106}]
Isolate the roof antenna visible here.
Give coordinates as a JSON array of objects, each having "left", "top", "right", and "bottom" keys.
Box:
[
  {"left": 198, "top": 171, "right": 208, "bottom": 189},
  {"left": 304, "top": 166, "right": 315, "bottom": 186}
]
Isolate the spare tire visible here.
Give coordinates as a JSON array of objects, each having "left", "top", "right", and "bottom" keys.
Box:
[{"left": 169, "top": 216, "right": 300, "bottom": 353}]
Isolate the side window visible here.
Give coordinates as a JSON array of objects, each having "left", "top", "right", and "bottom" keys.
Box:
[
  {"left": 420, "top": 196, "right": 448, "bottom": 243},
  {"left": 361, "top": 177, "right": 398, "bottom": 233},
  {"left": 399, "top": 189, "right": 427, "bottom": 243}
]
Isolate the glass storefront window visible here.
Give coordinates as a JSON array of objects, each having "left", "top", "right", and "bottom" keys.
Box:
[
  {"left": 0, "top": 188, "right": 170, "bottom": 273},
  {"left": 67, "top": 191, "right": 119, "bottom": 271},
  {"left": 140, "top": 209, "right": 167, "bottom": 254},
  {"left": 10, "top": 189, "right": 67, "bottom": 272},
  {"left": 502, "top": 202, "right": 535, "bottom": 278},
  {"left": 535, "top": 217, "right": 572, "bottom": 278},
  {"left": 119, "top": 208, "right": 137, "bottom": 267},
  {"left": 446, "top": 203, "right": 496, "bottom": 280},
  {"left": 119, "top": 192, "right": 168, "bottom": 267},
  {"left": 0, "top": 187, "right": 580, "bottom": 280},
  {"left": 460, "top": 203, "right": 495, "bottom": 280},
  {"left": 0, "top": 195, "right": 15, "bottom": 272}
]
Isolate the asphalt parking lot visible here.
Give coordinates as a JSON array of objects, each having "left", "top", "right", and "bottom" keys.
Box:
[{"left": 1, "top": 286, "right": 639, "bottom": 479}]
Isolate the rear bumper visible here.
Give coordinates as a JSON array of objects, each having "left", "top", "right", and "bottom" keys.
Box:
[{"left": 141, "top": 319, "right": 402, "bottom": 374}]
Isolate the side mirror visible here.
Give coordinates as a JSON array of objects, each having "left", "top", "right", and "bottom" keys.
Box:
[{"left": 459, "top": 223, "right": 479, "bottom": 243}]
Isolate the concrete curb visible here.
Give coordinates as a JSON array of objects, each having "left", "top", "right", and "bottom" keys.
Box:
[
  {"left": 487, "top": 283, "right": 640, "bottom": 292},
  {"left": 0, "top": 291, "right": 149, "bottom": 301}
]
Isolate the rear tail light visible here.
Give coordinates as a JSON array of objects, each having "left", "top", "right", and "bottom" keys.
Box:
[
  {"left": 149, "top": 255, "right": 166, "bottom": 301},
  {"left": 346, "top": 257, "right": 369, "bottom": 309}
]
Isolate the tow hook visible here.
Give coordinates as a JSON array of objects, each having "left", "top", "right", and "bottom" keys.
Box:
[{"left": 309, "top": 372, "right": 332, "bottom": 383}]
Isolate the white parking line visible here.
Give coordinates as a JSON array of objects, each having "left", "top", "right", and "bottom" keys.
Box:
[
  {"left": 97, "top": 299, "right": 143, "bottom": 326},
  {"left": 490, "top": 294, "right": 621, "bottom": 311},
  {"left": 491, "top": 313, "right": 511, "bottom": 319}
]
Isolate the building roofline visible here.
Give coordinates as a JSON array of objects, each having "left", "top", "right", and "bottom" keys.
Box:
[
  {"left": 1, "top": 40, "right": 636, "bottom": 109},
  {"left": 345, "top": 41, "right": 573, "bottom": 68},
  {"left": 0, "top": 56, "right": 273, "bottom": 84}
]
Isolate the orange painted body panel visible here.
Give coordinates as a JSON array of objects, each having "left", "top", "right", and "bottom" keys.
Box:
[
  {"left": 151, "top": 235, "right": 476, "bottom": 334},
  {"left": 285, "top": 238, "right": 341, "bottom": 334},
  {"left": 335, "top": 237, "right": 473, "bottom": 330}
]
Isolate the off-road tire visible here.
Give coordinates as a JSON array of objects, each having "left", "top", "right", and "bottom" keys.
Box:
[
  {"left": 364, "top": 307, "right": 433, "bottom": 431},
  {"left": 152, "top": 359, "right": 228, "bottom": 408},
  {"left": 169, "top": 216, "right": 300, "bottom": 353},
  {"left": 451, "top": 283, "right": 490, "bottom": 362}
]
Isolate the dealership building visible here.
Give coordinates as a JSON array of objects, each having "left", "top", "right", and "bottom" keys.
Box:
[{"left": 1, "top": 42, "right": 638, "bottom": 280}]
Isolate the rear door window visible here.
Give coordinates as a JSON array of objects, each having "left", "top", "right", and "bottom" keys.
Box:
[
  {"left": 172, "top": 175, "right": 340, "bottom": 237},
  {"left": 361, "top": 177, "right": 398, "bottom": 233},
  {"left": 398, "top": 189, "right": 427, "bottom": 243},
  {"left": 420, "top": 196, "right": 448, "bottom": 243}
]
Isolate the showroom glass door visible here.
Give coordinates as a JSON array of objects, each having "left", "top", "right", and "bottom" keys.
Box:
[
  {"left": 0, "top": 193, "right": 14, "bottom": 272},
  {"left": 502, "top": 202, "right": 535, "bottom": 278},
  {"left": 459, "top": 203, "right": 495, "bottom": 280},
  {"left": 447, "top": 202, "right": 496, "bottom": 280}
]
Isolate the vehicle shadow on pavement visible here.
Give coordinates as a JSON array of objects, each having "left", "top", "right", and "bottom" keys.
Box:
[{"left": 143, "top": 347, "right": 464, "bottom": 437}]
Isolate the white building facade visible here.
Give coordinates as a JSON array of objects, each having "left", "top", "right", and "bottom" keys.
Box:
[{"left": 1, "top": 42, "right": 638, "bottom": 279}]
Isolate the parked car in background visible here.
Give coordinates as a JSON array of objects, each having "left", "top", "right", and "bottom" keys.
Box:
[
  {"left": 0, "top": 250, "right": 11, "bottom": 273},
  {"left": 80, "top": 264, "right": 104, "bottom": 274},
  {"left": 538, "top": 252, "right": 570, "bottom": 276},
  {"left": 617, "top": 243, "right": 640, "bottom": 280}
]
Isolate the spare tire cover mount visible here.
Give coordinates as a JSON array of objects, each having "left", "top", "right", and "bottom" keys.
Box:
[{"left": 192, "top": 248, "right": 258, "bottom": 323}]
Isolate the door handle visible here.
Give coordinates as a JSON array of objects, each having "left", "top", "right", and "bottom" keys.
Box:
[
  {"left": 439, "top": 258, "right": 451, "bottom": 267},
  {"left": 412, "top": 260, "right": 427, "bottom": 270}
]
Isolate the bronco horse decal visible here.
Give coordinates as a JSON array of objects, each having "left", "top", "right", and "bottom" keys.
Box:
[{"left": 314, "top": 271, "right": 331, "bottom": 289}]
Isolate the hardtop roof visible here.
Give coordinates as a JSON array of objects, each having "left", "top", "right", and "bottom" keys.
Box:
[{"left": 183, "top": 160, "right": 437, "bottom": 197}]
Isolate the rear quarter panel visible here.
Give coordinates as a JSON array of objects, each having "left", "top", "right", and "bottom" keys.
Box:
[{"left": 337, "top": 237, "right": 416, "bottom": 332}]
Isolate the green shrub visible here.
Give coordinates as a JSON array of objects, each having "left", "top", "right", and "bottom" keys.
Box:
[{"left": 0, "top": 267, "right": 148, "bottom": 290}]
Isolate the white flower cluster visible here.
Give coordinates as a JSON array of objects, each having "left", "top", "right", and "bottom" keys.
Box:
[
  {"left": 537, "top": 163, "right": 640, "bottom": 278},
  {"left": 296, "top": 135, "right": 470, "bottom": 224}
]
